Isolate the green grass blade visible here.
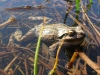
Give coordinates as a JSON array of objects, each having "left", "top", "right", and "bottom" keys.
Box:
[
  {"left": 90, "top": 0, "right": 92, "bottom": 3},
  {"left": 76, "top": 0, "right": 80, "bottom": 12},
  {"left": 34, "top": 25, "right": 44, "bottom": 75},
  {"left": 34, "top": 34, "right": 42, "bottom": 75},
  {"left": 34, "top": 17, "right": 45, "bottom": 75}
]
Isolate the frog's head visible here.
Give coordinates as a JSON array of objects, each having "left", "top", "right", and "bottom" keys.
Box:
[{"left": 59, "top": 26, "right": 85, "bottom": 46}]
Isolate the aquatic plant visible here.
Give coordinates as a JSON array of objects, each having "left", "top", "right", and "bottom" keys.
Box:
[
  {"left": 0, "top": 0, "right": 100, "bottom": 75},
  {"left": 75, "top": 0, "right": 92, "bottom": 12},
  {"left": 34, "top": 17, "right": 46, "bottom": 75},
  {"left": 76, "top": 0, "right": 80, "bottom": 12},
  {"left": 90, "top": 0, "right": 93, "bottom": 3}
]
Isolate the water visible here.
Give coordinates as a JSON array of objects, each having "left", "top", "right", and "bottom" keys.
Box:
[{"left": 0, "top": 0, "right": 100, "bottom": 75}]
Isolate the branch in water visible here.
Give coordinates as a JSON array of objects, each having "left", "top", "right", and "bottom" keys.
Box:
[
  {"left": 0, "top": 17, "right": 16, "bottom": 28},
  {"left": 79, "top": 52, "right": 100, "bottom": 74}
]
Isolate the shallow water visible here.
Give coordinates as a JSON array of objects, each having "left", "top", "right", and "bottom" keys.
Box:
[{"left": 0, "top": 0, "right": 100, "bottom": 75}]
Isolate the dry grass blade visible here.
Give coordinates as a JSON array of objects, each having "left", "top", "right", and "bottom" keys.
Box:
[
  {"left": 79, "top": 52, "right": 100, "bottom": 74},
  {"left": 81, "top": 1, "right": 100, "bottom": 36},
  {"left": 24, "top": 57, "right": 29, "bottom": 75},
  {"left": 28, "top": 57, "right": 64, "bottom": 75},
  {"left": 0, "top": 51, "right": 19, "bottom": 56},
  {"left": 66, "top": 52, "right": 79, "bottom": 69},
  {"left": 49, "top": 40, "right": 64, "bottom": 75},
  {"left": 0, "top": 68, "right": 9, "bottom": 75},
  {"left": 73, "top": 58, "right": 81, "bottom": 75},
  {"left": 4, "top": 52, "right": 22, "bottom": 72}
]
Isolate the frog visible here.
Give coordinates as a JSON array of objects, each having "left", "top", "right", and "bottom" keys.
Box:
[{"left": 7, "top": 16, "right": 85, "bottom": 58}]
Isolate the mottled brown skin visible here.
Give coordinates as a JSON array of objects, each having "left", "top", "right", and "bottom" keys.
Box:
[{"left": 35, "top": 23, "right": 85, "bottom": 57}]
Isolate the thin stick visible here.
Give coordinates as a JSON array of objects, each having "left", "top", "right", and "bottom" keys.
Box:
[
  {"left": 0, "top": 17, "right": 16, "bottom": 28},
  {"left": 24, "top": 57, "right": 29, "bottom": 75},
  {"left": 69, "top": 14, "right": 98, "bottom": 44},
  {"left": 97, "top": 56, "right": 100, "bottom": 75},
  {"left": 81, "top": 2, "right": 100, "bottom": 36},
  {"left": 38, "top": 65, "right": 43, "bottom": 75},
  {"left": 73, "top": 57, "right": 81, "bottom": 75},
  {"left": 0, "top": 50, "right": 19, "bottom": 56},
  {"left": 66, "top": 52, "right": 79, "bottom": 69},
  {"left": 49, "top": 40, "right": 64, "bottom": 75},
  {"left": 79, "top": 52, "right": 100, "bottom": 74},
  {"left": 0, "top": 68, "right": 9, "bottom": 75},
  {"left": 28, "top": 57, "right": 64, "bottom": 75},
  {"left": 4, "top": 52, "right": 22, "bottom": 71},
  {"left": 17, "top": 65, "right": 25, "bottom": 75},
  {"left": 12, "top": 54, "right": 27, "bottom": 75}
]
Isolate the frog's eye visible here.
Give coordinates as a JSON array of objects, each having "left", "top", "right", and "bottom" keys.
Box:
[{"left": 68, "top": 30, "right": 76, "bottom": 36}]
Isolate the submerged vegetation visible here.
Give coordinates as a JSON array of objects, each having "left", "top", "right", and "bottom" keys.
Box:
[{"left": 0, "top": 0, "right": 100, "bottom": 75}]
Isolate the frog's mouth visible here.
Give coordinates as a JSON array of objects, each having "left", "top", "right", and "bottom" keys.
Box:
[{"left": 58, "top": 31, "right": 85, "bottom": 46}]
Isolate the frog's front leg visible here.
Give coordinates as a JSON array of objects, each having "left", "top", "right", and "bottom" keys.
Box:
[
  {"left": 7, "top": 28, "right": 37, "bottom": 50},
  {"left": 48, "top": 42, "right": 59, "bottom": 58}
]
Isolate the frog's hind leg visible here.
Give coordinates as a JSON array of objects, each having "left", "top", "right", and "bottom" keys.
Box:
[
  {"left": 20, "top": 28, "right": 36, "bottom": 43},
  {"left": 7, "top": 33, "right": 15, "bottom": 51},
  {"left": 14, "top": 28, "right": 36, "bottom": 43}
]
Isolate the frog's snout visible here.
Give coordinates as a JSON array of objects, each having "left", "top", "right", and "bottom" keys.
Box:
[{"left": 68, "top": 30, "right": 76, "bottom": 36}]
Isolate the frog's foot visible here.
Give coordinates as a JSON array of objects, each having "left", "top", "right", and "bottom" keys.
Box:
[
  {"left": 48, "top": 42, "right": 59, "bottom": 58},
  {"left": 7, "top": 29, "right": 23, "bottom": 50},
  {"left": 13, "top": 29, "right": 22, "bottom": 42}
]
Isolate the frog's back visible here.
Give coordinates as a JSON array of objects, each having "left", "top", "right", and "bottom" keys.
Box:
[{"left": 35, "top": 23, "right": 69, "bottom": 42}]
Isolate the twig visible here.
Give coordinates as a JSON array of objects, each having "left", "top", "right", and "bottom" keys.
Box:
[
  {"left": 18, "top": 46, "right": 66, "bottom": 70},
  {"left": 69, "top": 14, "right": 98, "bottom": 45},
  {"left": 64, "top": 1, "right": 73, "bottom": 23},
  {"left": 0, "top": 68, "right": 9, "bottom": 75},
  {"left": 38, "top": 65, "right": 43, "bottom": 75},
  {"left": 49, "top": 40, "right": 64, "bottom": 75},
  {"left": 17, "top": 65, "right": 25, "bottom": 75},
  {"left": 0, "top": 17, "right": 16, "bottom": 28},
  {"left": 79, "top": 52, "right": 100, "bottom": 74},
  {"left": 12, "top": 54, "right": 27, "bottom": 75},
  {"left": 0, "top": 50, "right": 19, "bottom": 56},
  {"left": 79, "top": 63, "right": 88, "bottom": 75},
  {"left": 97, "top": 56, "right": 100, "bottom": 75},
  {"left": 24, "top": 57, "right": 29, "bottom": 75},
  {"left": 28, "top": 57, "right": 64, "bottom": 75},
  {"left": 12, "top": 60, "right": 22, "bottom": 75},
  {"left": 4, "top": 52, "right": 22, "bottom": 71},
  {"left": 66, "top": 52, "right": 79, "bottom": 69},
  {"left": 73, "top": 57, "right": 81, "bottom": 75},
  {"left": 81, "top": 1, "right": 100, "bottom": 36}
]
